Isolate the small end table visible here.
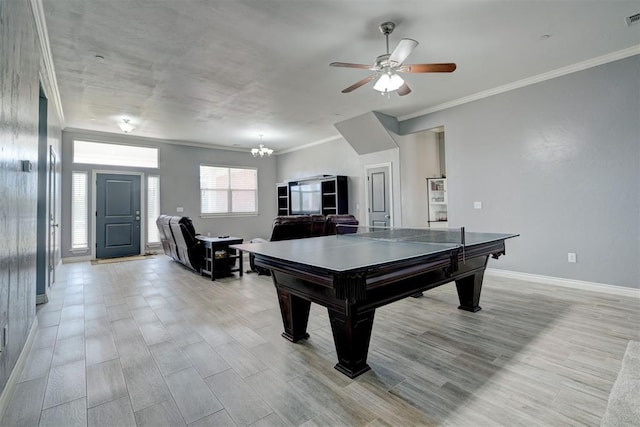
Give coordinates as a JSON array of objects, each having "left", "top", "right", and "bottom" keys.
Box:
[{"left": 197, "top": 236, "right": 243, "bottom": 281}]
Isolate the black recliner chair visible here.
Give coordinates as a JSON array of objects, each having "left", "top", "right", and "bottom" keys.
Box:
[
  {"left": 249, "top": 214, "right": 359, "bottom": 275},
  {"left": 156, "top": 215, "right": 178, "bottom": 261},
  {"left": 156, "top": 215, "right": 204, "bottom": 272},
  {"left": 325, "top": 214, "right": 359, "bottom": 235},
  {"left": 169, "top": 216, "right": 203, "bottom": 272}
]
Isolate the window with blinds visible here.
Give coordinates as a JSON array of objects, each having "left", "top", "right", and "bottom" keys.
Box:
[
  {"left": 71, "top": 171, "right": 88, "bottom": 249},
  {"left": 147, "top": 175, "right": 161, "bottom": 244},
  {"left": 200, "top": 166, "right": 257, "bottom": 215},
  {"left": 74, "top": 140, "right": 158, "bottom": 168}
]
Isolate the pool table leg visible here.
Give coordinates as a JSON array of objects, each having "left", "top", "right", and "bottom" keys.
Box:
[
  {"left": 455, "top": 270, "right": 485, "bottom": 312},
  {"left": 328, "top": 307, "right": 375, "bottom": 378},
  {"left": 277, "top": 288, "right": 311, "bottom": 342}
]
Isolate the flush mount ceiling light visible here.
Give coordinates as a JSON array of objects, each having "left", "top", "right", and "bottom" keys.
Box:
[
  {"left": 250, "top": 134, "right": 274, "bottom": 157},
  {"left": 119, "top": 119, "right": 135, "bottom": 133}
]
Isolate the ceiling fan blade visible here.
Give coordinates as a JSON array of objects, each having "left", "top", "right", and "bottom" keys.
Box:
[
  {"left": 388, "top": 38, "right": 418, "bottom": 65},
  {"left": 341, "top": 75, "right": 377, "bottom": 93},
  {"left": 400, "top": 63, "right": 457, "bottom": 73},
  {"left": 397, "top": 83, "right": 411, "bottom": 96},
  {"left": 330, "top": 62, "right": 372, "bottom": 70}
]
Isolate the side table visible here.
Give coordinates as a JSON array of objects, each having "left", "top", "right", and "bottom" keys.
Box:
[{"left": 196, "top": 236, "right": 243, "bottom": 281}]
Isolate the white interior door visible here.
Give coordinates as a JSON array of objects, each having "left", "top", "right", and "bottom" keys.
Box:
[{"left": 367, "top": 166, "right": 391, "bottom": 228}]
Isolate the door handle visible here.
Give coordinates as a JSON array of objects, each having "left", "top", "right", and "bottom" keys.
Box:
[
  {"left": 384, "top": 215, "right": 390, "bottom": 219},
  {"left": 135, "top": 216, "right": 140, "bottom": 221},
  {"left": 52, "top": 224, "right": 59, "bottom": 227}
]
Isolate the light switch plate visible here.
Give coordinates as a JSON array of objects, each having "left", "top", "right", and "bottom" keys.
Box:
[
  {"left": 474, "top": 201, "right": 482, "bottom": 209},
  {"left": 21, "top": 160, "right": 33, "bottom": 172},
  {"left": 176, "top": 207, "right": 184, "bottom": 213}
]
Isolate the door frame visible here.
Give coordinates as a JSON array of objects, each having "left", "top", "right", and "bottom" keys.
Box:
[
  {"left": 363, "top": 162, "right": 394, "bottom": 228},
  {"left": 91, "top": 170, "right": 146, "bottom": 259},
  {"left": 48, "top": 145, "right": 58, "bottom": 287}
]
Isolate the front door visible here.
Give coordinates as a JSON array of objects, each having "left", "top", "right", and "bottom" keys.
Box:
[
  {"left": 96, "top": 173, "right": 141, "bottom": 259},
  {"left": 367, "top": 166, "right": 391, "bottom": 228}
]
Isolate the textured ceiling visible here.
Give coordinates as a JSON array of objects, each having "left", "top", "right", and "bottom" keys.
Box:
[{"left": 43, "top": 0, "right": 640, "bottom": 152}]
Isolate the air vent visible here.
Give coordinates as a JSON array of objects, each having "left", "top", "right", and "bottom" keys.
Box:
[{"left": 626, "top": 13, "right": 640, "bottom": 26}]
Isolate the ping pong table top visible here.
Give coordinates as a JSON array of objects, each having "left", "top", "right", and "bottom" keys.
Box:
[{"left": 233, "top": 228, "right": 518, "bottom": 273}]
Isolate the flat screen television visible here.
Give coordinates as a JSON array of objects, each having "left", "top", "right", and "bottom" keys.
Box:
[{"left": 289, "top": 181, "right": 322, "bottom": 215}]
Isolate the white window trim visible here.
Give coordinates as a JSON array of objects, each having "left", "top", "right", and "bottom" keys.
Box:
[{"left": 199, "top": 165, "right": 259, "bottom": 217}]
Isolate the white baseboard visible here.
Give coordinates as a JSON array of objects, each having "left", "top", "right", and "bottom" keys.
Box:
[
  {"left": 0, "top": 317, "right": 39, "bottom": 419},
  {"left": 62, "top": 255, "right": 92, "bottom": 263},
  {"left": 486, "top": 268, "right": 640, "bottom": 298}
]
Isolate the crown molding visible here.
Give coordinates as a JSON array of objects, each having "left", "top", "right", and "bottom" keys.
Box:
[
  {"left": 277, "top": 134, "right": 344, "bottom": 155},
  {"left": 399, "top": 45, "right": 640, "bottom": 122},
  {"left": 63, "top": 127, "right": 254, "bottom": 153},
  {"left": 30, "top": 0, "right": 65, "bottom": 127}
]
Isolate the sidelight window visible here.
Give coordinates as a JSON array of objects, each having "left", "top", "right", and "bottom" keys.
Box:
[
  {"left": 147, "top": 175, "right": 161, "bottom": 244},
  {"left": 71, "top": 171, "right": 88, "bottom": 250}
]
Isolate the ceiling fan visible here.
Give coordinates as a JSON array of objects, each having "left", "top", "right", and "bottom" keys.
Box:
[{"left": 330, "top": 21, "right": 456, "bottom": 96}]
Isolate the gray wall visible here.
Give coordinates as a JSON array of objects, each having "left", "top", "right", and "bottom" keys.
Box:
[
  {"left": 61, "top": 129, "right": 278, "bottom": 259},
  {"left": 400, "top": 55, "right": 639, "bottom": 288},
  {"left": 0, "top": 0, "right": 62, "bottom": 394},
  {"left": 278, "top": 56, "right": 640, "bottom": 288},
  {"left": 276, "top": 138, "right": 362, "bottom": 217}
]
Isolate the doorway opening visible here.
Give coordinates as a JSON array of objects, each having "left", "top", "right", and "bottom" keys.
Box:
[
  {"left": 36, "top": 85, "right": 56, "bottom": 303},
  {"left": 397, "top": 126, "right": 447, "bottom": 228}
]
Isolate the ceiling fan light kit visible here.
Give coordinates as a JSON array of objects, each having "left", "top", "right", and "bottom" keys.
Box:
[
  {"left": 373, "top": 72, "right": 405, "bottom": 93},
  {"left": 330, "top": 21, "right": 456, "bottom": 96}
]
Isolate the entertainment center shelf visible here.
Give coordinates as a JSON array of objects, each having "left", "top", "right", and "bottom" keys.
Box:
[
  {"left": 276, "top": 175, "right": 348, "bottom": 216},
  {"left": 277, "top": 184, "right": 289, "bottom": 216}
]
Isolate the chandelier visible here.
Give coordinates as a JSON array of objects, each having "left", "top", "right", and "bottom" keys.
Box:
[
  {"left": 250, "top": 135, "right": 274, "bottom": 157},
  {"left": 118, "top": 118, "right": 135, "bottom": 133}
]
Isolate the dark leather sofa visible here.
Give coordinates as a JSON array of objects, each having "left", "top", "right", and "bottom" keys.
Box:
[
  {"left": 249, "top": 214, "right": 359, "bottom": 274},
  {"left": 156, "top": 215, "right": 203, "bottom": 272}
]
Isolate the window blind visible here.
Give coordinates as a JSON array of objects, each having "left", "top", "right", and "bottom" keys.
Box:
[
  {"left": 200, "top": 166, "right": 257, "bottom": 215},
  {"left": 147, "top": 175, "right": 160, "bottom": 243},
  {"left": 71, "top": 171, "right": 88, "bottom": 249}
]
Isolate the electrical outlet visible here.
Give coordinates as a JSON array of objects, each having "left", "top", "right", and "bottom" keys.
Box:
[
  {"left": 474, "top": 201, "right": 482, "bottom": 209},
  {"left": 567, "top": 252, "right": 577, "bottom": 263}
]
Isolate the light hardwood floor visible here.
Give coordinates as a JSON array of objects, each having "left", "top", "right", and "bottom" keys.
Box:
[{"left": 1, "top": 255, "right": 638, "bottom": 426}]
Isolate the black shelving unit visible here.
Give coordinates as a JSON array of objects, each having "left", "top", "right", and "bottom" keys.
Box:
[
  {"left": 276, "top": 183, "right": 289, "bottom": 216},
  {"left": 320, "top": 176, "right": 348, "bottom": 216},
  {"left": 279, "top": 175, "right": 349, "bottom": 216}
]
